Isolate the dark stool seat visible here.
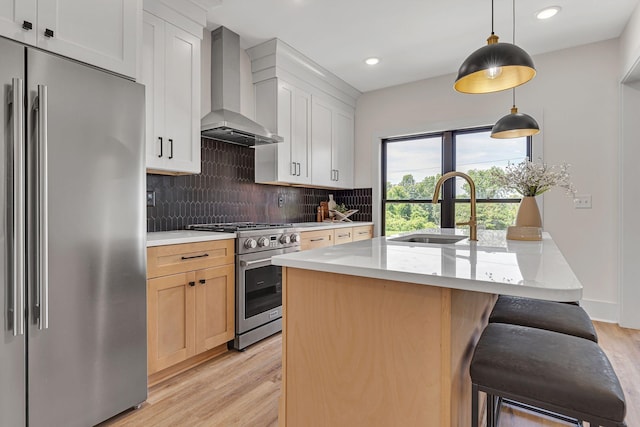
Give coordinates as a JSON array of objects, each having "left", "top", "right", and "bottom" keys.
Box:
[
  {"left": 471, "top": 323, "right": 626, "bottom": 427},
  {"left": 489, "top": 295, "right": 598, "bottom": 342}
]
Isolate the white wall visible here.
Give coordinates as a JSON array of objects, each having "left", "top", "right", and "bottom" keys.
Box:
[{"left": 355, "top": 39, "right": 621, "bottom": 320}]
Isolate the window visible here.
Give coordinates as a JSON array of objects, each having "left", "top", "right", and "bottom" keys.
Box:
[{"left": 382, "top": 127, "right": 531, "bottom": 235}]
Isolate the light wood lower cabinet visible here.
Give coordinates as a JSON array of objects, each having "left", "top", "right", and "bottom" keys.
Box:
[
  {"left": 147, "top": 239, "right": 234, "bottom": 385},
  {"left": 300, "top": 229, "right": 334, "bottom": 250},
  {"left": 147, "top": 271, "right": 196, "bottom": 373},
  {"left": 352, "top": 225, "right": 373, "bottom": 241},
  {"left": 300, "top": 225, "right": 373, "bottom": 250},
  {"left": 333, "top": 228, "right": 353, "bottom": 245}
]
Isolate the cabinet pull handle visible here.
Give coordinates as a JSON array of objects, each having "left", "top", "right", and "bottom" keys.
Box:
[
  {"left": 298, "top": 162, "right": 302, "bottom": 176},
  {"left": 199, "top": 279, "right": 206, "bottom": 285},
  {"left": 336, "top": 169, "right": 339, "bottom": 181},
  {"left": 310, "top": 237, "right": 325, "bottom": 242},
  {"left": 22, "top": 21, "right": 32, "bottom": 31},
  {"left": 168, "top": 138, "right": 174, "bottom": 159},
  {"left": 158, "top": 137, "right": 163, "bottom": 158},
  {"left": 358, "top": 231, "right": 369, "bottom": 235},
  {"left": 337, "top": 233, "right": 350, "bottom": 238},
  {"left": 181, "top": 253, "right": 209, "bottom": 260},
  {"left": 44, "top": 28, "right": 54, "bottom": 38},
  {"left": 291, "top": 161, "right": 296, "bottom": 176},
  {"left": 189, "top": 281, "right": 196, "bottom": 287}
]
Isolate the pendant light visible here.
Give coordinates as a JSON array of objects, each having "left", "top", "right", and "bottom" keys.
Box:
[
  {"left": 454, "top": 0, "right": 535, "bottom": 94},
  {"left": 491, "top": 0, "right": 540, "bottom": 138},
  {"left": 491, "top": 89, "right": 540, "bottom": 138}
]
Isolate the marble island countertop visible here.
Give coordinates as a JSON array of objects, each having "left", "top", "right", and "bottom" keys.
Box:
[{"left": 271, "top": 228, "right": 583, "bottom": 302}]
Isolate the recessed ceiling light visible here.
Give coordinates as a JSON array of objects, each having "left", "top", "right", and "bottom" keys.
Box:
[
  {"left": 365, "top": 57, "right": 380, "bottom": 66},
  {"left": 536, "top": 6, "right": 561, "bottom": 20}
]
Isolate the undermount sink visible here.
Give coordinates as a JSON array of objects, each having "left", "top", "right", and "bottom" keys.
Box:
[{"left": 388, "top": 233, "right": 467, "bottom": 245}]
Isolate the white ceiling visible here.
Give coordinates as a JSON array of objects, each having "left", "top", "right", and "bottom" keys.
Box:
[{"left": 204, "top": 0, "right": 639, "bottom": 93}]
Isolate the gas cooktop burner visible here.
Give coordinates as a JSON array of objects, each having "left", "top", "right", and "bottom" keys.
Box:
[{"left": 187, "top": 222, "right": 295, "bottom": 233}]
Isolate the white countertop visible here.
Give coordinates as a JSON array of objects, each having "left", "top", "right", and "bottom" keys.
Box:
[
  {"left": 147, "top": 230, "right": 236, "bottom": 247},
  {"left": 271, "top": 228, "right": 583, "bottom": 302}
]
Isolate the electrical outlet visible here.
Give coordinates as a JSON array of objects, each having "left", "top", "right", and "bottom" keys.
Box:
[
  {"left": 278, "top": 194, "right": 284, "bottom": 208},
  {"left": 573, "top": 194, "right": 591, "bottom": 209},
  {"left": 146, "top": 190, "right": 156, "bottom": 207}
]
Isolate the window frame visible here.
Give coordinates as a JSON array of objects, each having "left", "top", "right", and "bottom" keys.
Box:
[{"left": 381, "top": 126, "right": 532, "bottom": 235}]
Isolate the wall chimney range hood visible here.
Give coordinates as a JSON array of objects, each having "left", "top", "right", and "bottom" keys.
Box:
[{"left": 201, "top": 26, "right": 282, "bottom": 146}]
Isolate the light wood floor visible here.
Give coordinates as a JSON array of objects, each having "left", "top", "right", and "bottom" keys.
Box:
[{"left": 100, "top": 321, "right": 638, "bottom": 427}]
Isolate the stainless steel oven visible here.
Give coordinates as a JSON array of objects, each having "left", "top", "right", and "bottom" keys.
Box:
[{"left": 187, "top": 223, "right": 300, "bottom": 350}]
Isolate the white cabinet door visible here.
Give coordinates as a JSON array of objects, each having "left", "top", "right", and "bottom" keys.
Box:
[
  {"left": 162, "top": 23, "right": 200, "bottom": 174},
  {"left": 36, "top": 0, "right": 138, "bottom": 78},
  {"left": 311, "top": 97, "right": 334, "bottom": 187},
  {"left": 141, "top": 12, "right": 200, "bottom": 175},
  {"left": 289, "top": 83, "right": 311, "bottom": 184},
  {"left": 332, "top": 108, "right": 354, "bottom": 189},
  {"left": 141, "top": 12, "right": 165, "bottom": 171},
  {"left": 254, "top": 78, "right": 311, "bottom": 185},
  {"left": 0, "top": 0, "right": 36, "bottom": 45}
]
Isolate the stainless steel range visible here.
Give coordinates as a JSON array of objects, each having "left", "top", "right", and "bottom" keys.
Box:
[{"left": 187, "top": 223, "right": 300, "bottom": 350}]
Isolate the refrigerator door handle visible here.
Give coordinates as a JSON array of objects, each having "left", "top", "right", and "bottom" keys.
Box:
[
  {"left": 12, "top": 77, "right": 25, "bottom": 336},
  {"left": 36, "top": 84, "right": 49, "bottom": 330}
]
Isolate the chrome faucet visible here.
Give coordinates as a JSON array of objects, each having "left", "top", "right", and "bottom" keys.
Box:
[{"left": 432, "top": 171, "right": 478, "bottom": 241}]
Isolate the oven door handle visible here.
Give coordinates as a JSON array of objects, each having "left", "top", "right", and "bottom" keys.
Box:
[{"left": 240, "top": 258, "right": 272, "bottom": 268}]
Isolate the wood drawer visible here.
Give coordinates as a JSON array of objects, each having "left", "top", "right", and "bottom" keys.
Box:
[
  {"left": 300, "top": 229, "right": 334, "bottom": 250},
  {"left": 147, "top": 239, "right": 234, "bottom": 279},
  {"left": 333, "top": 227, "right": 353, "bottom": 245},
  {"left": 352, "top": 225, "right": 373, "bottom": 241}
]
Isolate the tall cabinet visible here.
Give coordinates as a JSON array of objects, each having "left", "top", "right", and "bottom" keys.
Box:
[
  {"left": 254, "top": 78, "right": 312, "bottom": 185},
  {"left": 311, "top": 97, "right": 355, "bottom": 188},
  {"left": 248, "top": 39, "right": 360, "bottom": 189},
  {"left": 0, "top": 0, "right": 138, "bottom": 78},
  {"left": 141, "top": 4, "right": 203, "bottom": 175}
]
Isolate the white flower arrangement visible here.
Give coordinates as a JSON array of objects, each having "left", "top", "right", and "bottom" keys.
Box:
[{"left": 492, "top": 159, "right": 576, "bottom": 197}]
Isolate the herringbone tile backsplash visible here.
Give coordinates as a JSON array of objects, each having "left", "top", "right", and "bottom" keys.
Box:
[{"left": 147, "top": 138, "right": 372, "bottom": 232}]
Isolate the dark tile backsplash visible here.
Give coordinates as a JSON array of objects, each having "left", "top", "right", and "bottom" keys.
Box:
[{"left": 146, "top": 138, "right": 372, "bottom": 232}]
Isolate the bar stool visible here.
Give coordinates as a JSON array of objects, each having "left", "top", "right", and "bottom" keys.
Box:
[
  {"left": 489, "top": 295, "right": 598, "bottom": 342},
  {"left": 470, "top": 323, "right": 626, "bottom": 427}
]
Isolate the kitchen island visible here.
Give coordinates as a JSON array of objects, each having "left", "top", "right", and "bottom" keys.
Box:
[{"left": 271, "top": 229, "right": 582, "bottom": 427}]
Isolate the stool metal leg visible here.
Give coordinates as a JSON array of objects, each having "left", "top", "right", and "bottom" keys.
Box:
[
  {"left": 472, "top": 383, "right": 479, "bottom": 427},
  {"left": 487, "top": 392, "right": 494, "bottom": 427}
]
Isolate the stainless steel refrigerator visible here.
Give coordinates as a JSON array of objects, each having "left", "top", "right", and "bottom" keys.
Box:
[{"left": 0, "top": 37, "right": 147, "bottom": 426}]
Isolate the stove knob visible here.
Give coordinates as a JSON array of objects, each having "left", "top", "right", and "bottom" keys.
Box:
[
  {"left": 290, "top": 233, "right": 300, "bottom": 243},
  {"left": 244, "top": 238, "right": 257, "bottom": 249},
  {"left": 258, "top": 237, "right": 269, "bottom": 247},
  {"left": 280, "top": 234, "right": 291, "bottom": 244}
]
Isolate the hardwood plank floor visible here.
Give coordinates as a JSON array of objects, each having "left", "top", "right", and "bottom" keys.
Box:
[{"left": 100, "top": 321, "right": 639, "bottom": 427}]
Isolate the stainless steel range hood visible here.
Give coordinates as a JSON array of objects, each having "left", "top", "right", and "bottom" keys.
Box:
[{"left": 201, "top": 26, "right": 282, "bottom": 146}]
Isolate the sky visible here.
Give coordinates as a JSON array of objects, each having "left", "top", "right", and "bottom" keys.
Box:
[{"left": 386, "top": 130, "right": 527, "bottom": 185}]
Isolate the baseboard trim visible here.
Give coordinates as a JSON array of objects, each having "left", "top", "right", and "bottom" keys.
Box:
[{"left": 580, "top": 299, "right": 618, "bottom": 323}]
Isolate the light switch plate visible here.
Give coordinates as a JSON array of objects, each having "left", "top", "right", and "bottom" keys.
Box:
[
  {"left": 573, "top": 194, "right": 591, "bottom": 209},
  {"left": 146, "top": 190, "right": 156, "bottom": 207}
]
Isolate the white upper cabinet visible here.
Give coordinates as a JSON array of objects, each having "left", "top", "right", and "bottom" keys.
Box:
[
  {"left": 141, "top": 11, "right": 201, "bottom": 175},
  {"left": 311, "top": 97, "right": 354, "bottom": 189},
  {"left": 254, "top": 78, "right": 311, "bottom": 185},
  {"left": 0, "top": 0, "right": 138, "bottom": 78},
  {"left": 248, "top": 39, "right": 360, "bottom": 189}
]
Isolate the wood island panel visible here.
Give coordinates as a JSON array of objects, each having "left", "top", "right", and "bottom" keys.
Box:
[{"left": 280, "top": 268, "right": 495, "bottom": 427}]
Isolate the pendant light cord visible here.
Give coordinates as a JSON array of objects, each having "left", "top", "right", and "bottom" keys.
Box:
[
  {"left": 513, "top": 0, "right": 516, "bottom": 43},
  {"left": 512, "top": 0, "right": 517, "bottom": 108},
  {"left": 491, "top": 0, "right": 495, "bottom": 35}
]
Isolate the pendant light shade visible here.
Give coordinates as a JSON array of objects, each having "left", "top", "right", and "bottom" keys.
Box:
[
  {"left": 454, "top": 0, "right": 536, "bottom": 94},
  {"left": 491, "top": 106, "right": 540, "bottom": 139},
  {"left": 454, "top": 35, "right": 536, "bottom": 94}
]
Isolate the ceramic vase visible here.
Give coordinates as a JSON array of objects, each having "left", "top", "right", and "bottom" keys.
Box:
[{"left": 515, "top": 196, "right": 542, "bottom": 227}]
